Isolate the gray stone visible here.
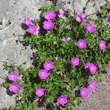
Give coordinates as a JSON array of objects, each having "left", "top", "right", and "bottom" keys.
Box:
[{"left": 0, "top": 86, "right": 16, "bottom": 109}]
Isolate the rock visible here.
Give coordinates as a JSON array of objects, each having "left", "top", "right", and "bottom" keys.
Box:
[{"left": 0, "top": 86, "right": 16, "bottom": 109}]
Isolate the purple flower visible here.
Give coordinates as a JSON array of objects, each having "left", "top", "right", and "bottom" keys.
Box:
[
  {"left": 99, "top": 40, "right": 106, "bottom": 50},
  {"left": 43, "top": 20, "right": 54, "bottom": 30},
  {"left": 58, "top": 8, "right": 65, "bottom": 15},
  {"left": 80, "top": 88, "right": 88, "bottom": 98},
  {"left": 106, "top": 31, "right": 109, "bottom": 33},
  {"left": 80, "top": 13, "right": 86, "bottom": 20},
  {"left": 34, "top": 19, "right": 36, "bottom": 21},
  {"left": 24, "top": 18, "right": 32, "bottom": 26},
  {"left": 75, "top": 12, "right": 77, "bottom": 16},
  {"left": 8, "top": 72, "right": 18, "bottom": 81},
  {"left": 57, "top": 96, "right": 67, "bottom": 105},
  {"left": 67, "top": 37, "right": 71, "bottom": 41},
  {"left": 88, "top": 81, "right": 96, "bottom": 91},
  {"left": 95, "top": 29, "right": 98, "bottom": 32},
  {"left": 75, "top": 15, "right": 81, "bottom": 23},
  {"left": 82, "top": 73, "right": 86, "bottom": 75},
  {"left": 89, "top": 64, "right": 97, "bottom": 74},
  {"left": 43, "top": 60, "right": 54, "bottom": 70},
  {"left": 38, "top": 69, "right": 49, "bottom": 79},
  {"left": 18, "top": 38, "right": 21, "bottom": 41},
  {"left": 27, "top": 25, "right": 36, "bottom": 34},
  {"left": 55, "top": 56, "right": 58, "bottom": 60},
  {"left": 105, "top": 16, "right": 108, "bottom": 20},
  {"left": 67, "top": 25, "right": 72, "bottom": 30},
  {"left": 61, "top": 36, "right": 67, "bottom": 42},
  {"left": 86, "top": 23, "right": 94, "bottom": 33},
  {"left": 71, "top": 57, "right": 79, "bottom": 66},
  {"left": 107, "top": 64, "right": 110, "bottom": 67},
  {"left": 35, "top": 87, "right": 45, "bottom": 97},
  {"left": 77, "top": 39, "right": 86, "bottom": 49},
  {"left": 84, "top": 62, "right": 91, "bottom": 70},
  {"left": 43, "top": 10, "right": 56, "bottom": 20},
  {"left": 9, "top": 82, "right": 19, "bottom": 93}
]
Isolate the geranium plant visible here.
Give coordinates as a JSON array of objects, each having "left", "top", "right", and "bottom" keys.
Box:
[{"left": 1, "top": 3, "right": 110, "bottom": 110}]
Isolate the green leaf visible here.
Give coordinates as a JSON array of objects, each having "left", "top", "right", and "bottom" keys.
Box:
[
  {"left": 47, "top": 96, "right": 54, "bottom": 102},
  {"left": 3, "top": 63, "right": 8, "bottom": 70},
  {"left": 50, "top": 3, "right": 56, "bottom": 11},
  {"left": 9, "top": 68, "right": 15, "bottom": 73},
  {"left": 1, "top": 82, "right": 9, "bottom": 88},
  {"left": 9, "top": 106, "right": 14, "bottom": 110},
  {"left": 21, "top": 94, "right": 25, "bottom": 100}
]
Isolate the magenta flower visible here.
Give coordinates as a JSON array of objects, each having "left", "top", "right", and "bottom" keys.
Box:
[
  {"left": 89, "top": 64, "right": 97, "bottom": 74},
  {"left": 88, "top": 81, "right": 96, "bottom": 91},
  {"left": 43, "top": 10, "right": 56, "bottom": 20},
  {"left": 35, "top": 87, "right": 45, "bottom": 97},
  {"left": 38, "top": 69, "right": 49, "bottom": 79},
  {"left": 84, "top": 62, "right": 91, "bottom": 70},
  {"left": 55, "top": 56, "right": 58, "bottom": 60},
  {"left": 24, "top": 18, "right": 32, "bottom": 26},
  {"left": 8, "top": 72, "right": 18, "bottom": 81},
  {"left": 57, "top": 96, "right": 67, "bottom": 105},
  {"left": 27, "top": 25, "right": 36, "bottom": 34},
  {"left": 75, "top": 15, "right": 81, "bottom": 23},
  {"left": 61, "top": 36, "right": 67, "bottom": 42},
  {"left": 44, "top": 60, "right": 54, "bottom": 70},
  {"left": 43, "top": 20, "right": 54, "bottom": 30},
  {"left": 71, "top": 57, "right": 79, "bottom": 66},
  {"left": 86, "top": 23, "right": 94, "bottom": 33},
  {"left": 99, "top": 40, "right": 106, "bottom": 50},
  {"left": 67, "top": 37, "right": 71, "bottom": 41},
  {"left": 58, "top": 8, "right": 65, "bottom": 15},
  {"left": 77, "top": 39, "right": 86, "bottom": 48},
  {"left": 80, "top": 88, "right": 88, "bottom": 98},
  {"left": 9, "top": 82, "right": 19, "bottom": 93},
  {"left": 67, "top": 25, "right": 72, "bottom": 30},
  {"left": 80, "top": 13, "right": 86, "bottom": 20}
]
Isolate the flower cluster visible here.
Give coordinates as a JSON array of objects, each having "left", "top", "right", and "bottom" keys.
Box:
[
  {"left": 38, "top": 60, "right": 54, "bottom": 79},
  {"left": 80, "top": 80, "right": 96, "bottom": 98},
  {"left": 36, "top": 60, "right": 68, "bottom": 105},
  {"left": 84, "top": 62, "right": 97, "bottom": 74},
  {"left": 43, "top": 10, "right": 56, "bottom": 30},
  {"left": 61, "top": 36, "right": 71, "bottom": 42},
  {"left": 75, "top": 12, "right": 86, "bottom": 22},
  {"left": 8, "top": 72, "right": 19, "bottom": 93},
  {"left": 19, "top": 7, "right": 108, "bottom": 107},
  {"left": 24, "top": 18, "right": 37, "bottom": 34}
]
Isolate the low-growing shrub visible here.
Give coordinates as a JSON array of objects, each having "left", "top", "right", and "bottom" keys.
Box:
[{"left": 1, "top": 3, "right": 110, "bottom": 110}]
